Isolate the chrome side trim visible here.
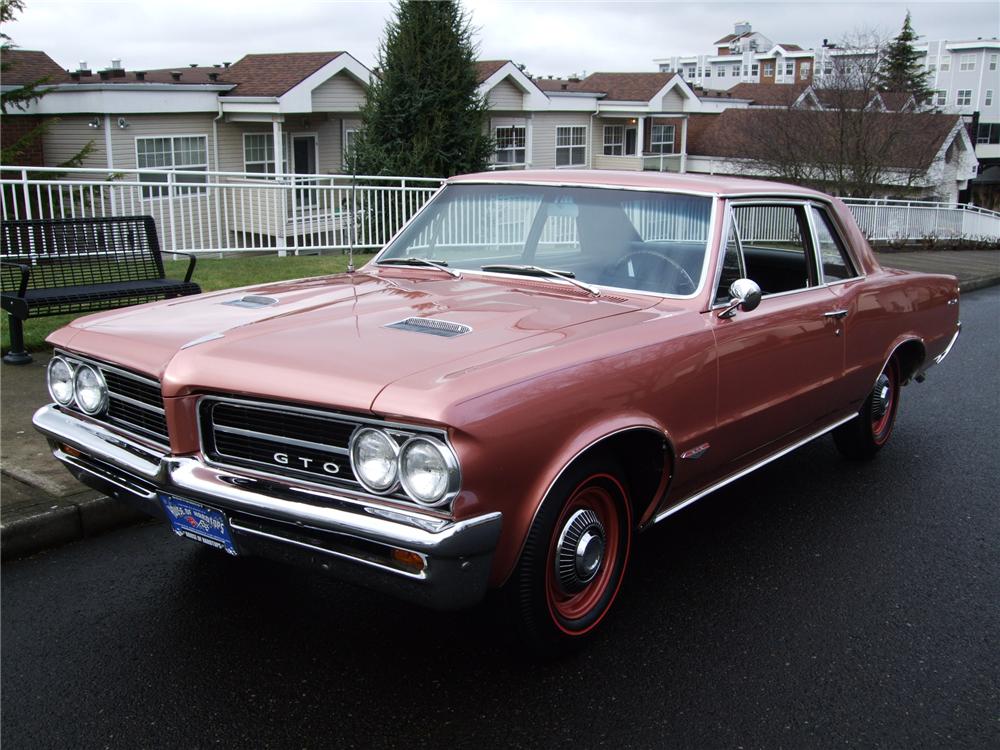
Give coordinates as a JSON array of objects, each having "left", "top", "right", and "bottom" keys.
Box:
[
  {"left": 653, "top": 413, "right": 857, "bottom": 524},
  {"left": 934, "top": 322, "right": 961, "bottom": 365}
]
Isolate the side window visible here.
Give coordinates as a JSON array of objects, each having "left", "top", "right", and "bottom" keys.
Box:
[
  {"left": 731, "top": 204, "right": 816, "bottom": 295},
  {"left": 714, "top": 221, "right": 745, "bottom": 304},
  {"left": 811, "top": 206, "right": 857, "bottom": 281}
]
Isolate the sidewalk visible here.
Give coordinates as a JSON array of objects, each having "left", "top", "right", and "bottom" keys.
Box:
[
  {"left": 1, "top": 248, "right": 998, "bottom": 561},
  {"left": 1, "top": 353, "right": 145, "bottom": 560}
]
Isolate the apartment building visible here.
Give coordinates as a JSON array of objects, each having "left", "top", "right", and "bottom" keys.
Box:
[{"left": 653, "top": 23, "right": 1000, "bottom": 164}]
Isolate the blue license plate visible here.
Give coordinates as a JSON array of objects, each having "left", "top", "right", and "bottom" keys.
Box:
[{"left": 161, "top": 494, "right": 237, "bottom": 556}]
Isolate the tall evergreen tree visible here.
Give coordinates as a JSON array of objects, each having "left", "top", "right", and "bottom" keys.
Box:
[
  {"left": 878, "top": 12, "right": 933, "bottom": 104},
  {"left": 351, "top": 0, "right": 492, "bottom": 178}
]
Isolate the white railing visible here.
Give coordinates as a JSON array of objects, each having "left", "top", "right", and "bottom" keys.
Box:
[
  {"left": 842, "top": 198, "right": 1000, "bottom": 241},
  {"left": 0, "top": 166, "right": 444, "bottom": 255}
]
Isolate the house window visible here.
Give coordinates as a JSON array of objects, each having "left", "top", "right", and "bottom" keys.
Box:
[
  {"left": 494, "top": 125, "right": 526, "bottom": 165},
  {"left": 823, "top": 61, "right": 833, "bottom": 75},
  {"left": 956, "top": 89, "right": 972, "bottom": 106},
  {"left": 243, "top": 133, "right": 284, "bottom": 175},
  {"left": 733, "top": 64, "right": 741, "bottom": 76},
  {"left": 959, "top": 55, "right": 976, "bottom": 72},
  {"left": 976, "top": 123, "right": 1000, "bottom": 144},
  {"left": 137, "top": 135, "right": 207, "bottom": 197},
  {"left": 343, "top": 128, "right": 358, "bottom": 162},
  {"left": 800, "top": 62, "right": 811, "bottom": 79},
  {"left": 603, "top": 125, "right": 624, "bottom": 156},
  {"left": 990, "top": 54, "right": 998, "bottom": 71},
  {"left": 751, "top": 63, "right": 759, "bottom": 77},
  {"left": 763, "top": 62, "right": 774, "bottom": 76},
  {"left": 934, "top": 90, "right": 947, "bottom": 106},
  {"left": 705, "top": 67, "right": 712, "bottom": 77},
  {"left": 555, "top": 125, "right": 587, "bottom": 167},
  {"left": 986, "top": 90, "right": 994, "bottom": 106},
  {"left": 784, "top": 61, "right": 795, "bottom": 76},
  {"left": 927, "top": 63, "right": 936, "bottom": 74},
  {"left": 696, "top": 68, "right": 702, "bottom": 78},
  {"left": 649, "top": 124, "right": 675, "bottom": 154},
  {"left": 940, "top": 56, "right": 951, "bottom": 71}
]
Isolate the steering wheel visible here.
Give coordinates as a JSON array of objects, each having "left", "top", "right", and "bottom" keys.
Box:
[{"left": 610, "top": 251, "right": 697, "bottom": 294}]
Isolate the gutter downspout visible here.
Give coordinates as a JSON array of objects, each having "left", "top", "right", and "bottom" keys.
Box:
[
  {"left": 212, "top": 101, "right": 224, "bottom": 257},
  {"left": 589, "top": 107, "right": 599, "bottom": 169},
  {"left": 103, "top": 115, "right": 117, "bottom": 215}
]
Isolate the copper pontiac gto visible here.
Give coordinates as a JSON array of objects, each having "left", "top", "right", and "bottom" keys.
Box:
[{"left": 34, "top": 171, "right": 961, "bottom": 651}]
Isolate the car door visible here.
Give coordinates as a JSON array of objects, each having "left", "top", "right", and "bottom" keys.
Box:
[{"left": 708, "top": 200, "right": 846, "bottom": 466}]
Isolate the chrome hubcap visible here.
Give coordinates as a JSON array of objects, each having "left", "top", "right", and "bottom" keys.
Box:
[
  {"left": 555, "top": 509, "right": 606, "bottom": 593},
  {"left": 872, "top": 374, "right": 891, "bottom": 420}
]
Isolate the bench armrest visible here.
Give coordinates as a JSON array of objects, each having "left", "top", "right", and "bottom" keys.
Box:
[
  {"left": 1, "top": 260, "right": 31, "bottom": 298},
  {"left": 166, "top": 250, "right": 198, "bottom": 283}
]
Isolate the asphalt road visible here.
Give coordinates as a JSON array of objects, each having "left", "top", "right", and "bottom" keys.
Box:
[{"left": 3, "top": 287, "right": 998, "bottom": 750}]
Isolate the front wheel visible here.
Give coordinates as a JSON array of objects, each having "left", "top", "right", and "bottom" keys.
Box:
[
  {"left": 834, "top": 357, "right": 901, "bottom": 459},
  {"left": 505, "top": 455, "right": 632, "bottom": 655}
]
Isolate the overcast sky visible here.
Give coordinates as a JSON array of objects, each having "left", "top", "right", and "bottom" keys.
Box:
[{"left": 5, "top": 0, "right": 999, "bottom": 77}]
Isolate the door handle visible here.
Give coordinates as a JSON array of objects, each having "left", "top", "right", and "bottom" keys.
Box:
[{"left": 823, "top": 309, "right": 849, "bottom": 320}]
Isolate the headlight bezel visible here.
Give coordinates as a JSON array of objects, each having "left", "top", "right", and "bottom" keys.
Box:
[
  {"left": 73, "top": 363, "right": 109, "bottom": 415},
  {"left": 349, "top": 426, "right": 402, "bottom": 495},
  {"left": 47, "top": 355, "right": 76, "bottom": 406},
  {"left": 398, "top": 435, "right": 461, "bottom": 507}
]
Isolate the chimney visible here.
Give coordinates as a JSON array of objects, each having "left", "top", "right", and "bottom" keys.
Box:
[
  {"left": 135, "top": 71, "right": 146, "bottom": 81},
  {"left": 208, "top": 72, "right": 219, "bottom": 81},
  {"left": 734, "top": 21, "right": 751, "bottom": 36},
  {"left": 170, "top": 71, "right": 182, "bottom": 81},
  {"left": 77, "top": 61, "right": 92, "bottom": 75}
]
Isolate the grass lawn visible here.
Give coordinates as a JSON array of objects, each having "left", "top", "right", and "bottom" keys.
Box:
[{"left": 2, "top": 252, "right": 376, "bottom": 353}]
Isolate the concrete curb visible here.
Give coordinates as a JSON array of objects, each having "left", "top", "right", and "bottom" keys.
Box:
[
  {"left": 958, "top": 275, "right": 1000, "bottom": 294},
  {"left": 1, "top": 490, "right": 149, "bottom": 561}
]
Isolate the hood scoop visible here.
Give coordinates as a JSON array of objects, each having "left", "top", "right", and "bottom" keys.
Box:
[
  {"left": 223, "top": 295, "right": 278, "bottom": 309},
  {"left": 385, "top": 317, "right": 472, "bottom": 338}
]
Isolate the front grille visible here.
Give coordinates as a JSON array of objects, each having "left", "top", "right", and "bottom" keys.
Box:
[
  {"left": 99, "top": 366, "right": 168, "bottom": 444},
  {"left": 201, "top": 399, "right": 362, "bottom": 489}
]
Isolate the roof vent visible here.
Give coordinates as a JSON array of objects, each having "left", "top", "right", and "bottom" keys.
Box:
[
  {"left": 223, "top": 61, "right": 231, "bottom": 68},
  {"left": 111, "top": 58, "right": 122, "bottom": 70},
  {"left": 222, "top": 295, "right": 279, "bottom": 309},
  {"left": 385, "top": 317, "right": 471, "bottom": 338},
  {"left": 189, "top": 63, "right": 198, "bottom": 68},
  {"left": 77, "top": 60, "right": 88, "bottom": 72},
  {"left": 170, "top": 71, "right": 181, "bottom": 81}
]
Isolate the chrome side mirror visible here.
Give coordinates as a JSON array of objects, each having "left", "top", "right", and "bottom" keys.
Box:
[{"left": 718, "top": 278, "right": 762, "bottom": 319}]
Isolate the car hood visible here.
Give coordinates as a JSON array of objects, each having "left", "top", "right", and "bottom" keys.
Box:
[{"left": 51, "top": 269, "right": 661, "bottom": 413}]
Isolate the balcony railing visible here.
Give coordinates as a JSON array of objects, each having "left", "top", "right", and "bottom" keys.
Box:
[{"left": 0, "top": 166, "right": 444, "bottom": 255}]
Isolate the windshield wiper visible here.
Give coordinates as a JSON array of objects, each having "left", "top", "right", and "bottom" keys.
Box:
[
  {"left": 480, "top": 264, "right": 601, "bottom": 297},
  {"left": 378, "top": 257, "right": 461, "bottom": 278}
]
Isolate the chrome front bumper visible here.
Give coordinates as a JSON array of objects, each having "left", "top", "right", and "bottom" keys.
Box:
[{"left": 33, "top": 405, "right": 501, "bottom": 610}]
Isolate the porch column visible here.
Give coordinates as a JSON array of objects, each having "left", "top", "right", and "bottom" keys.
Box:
[
  {"left": 525, "top": 114, "right": 533, "bottom": 169},
  {"left": 637, "top": 116, "right": 645, "bottom": 159},
  {"left": 680, "top": 117, "right": 688, "bottom": 174},
  {"left": 273, "top": 119, "right": 288, "bottom": 256}
]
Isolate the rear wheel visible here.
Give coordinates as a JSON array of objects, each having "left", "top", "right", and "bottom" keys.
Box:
[
  {"left": 834, "top": 357, "right": 901, "bottom": 459},
  {"left": 505, "top": 455, "right": 632, "bottom": 655}
]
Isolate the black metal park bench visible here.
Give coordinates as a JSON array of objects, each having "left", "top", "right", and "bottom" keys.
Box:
[{"left": 1, "top": 215, "right": 201, "bottom": 364}]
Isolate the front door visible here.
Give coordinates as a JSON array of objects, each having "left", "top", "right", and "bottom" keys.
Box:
[
  {"left": 292, "top": 135, "right": 317, "bottom": 208},
  {"left": 709, "top": 201, "right": 846, "bottom": 467}
]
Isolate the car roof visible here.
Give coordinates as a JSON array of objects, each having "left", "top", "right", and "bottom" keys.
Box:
[{"left": 447, "top": 169, "right": 829, "bottom": 199}]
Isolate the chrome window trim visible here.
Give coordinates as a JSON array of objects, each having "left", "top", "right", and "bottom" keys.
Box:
[
  {"left": 373, "top": 184, "right": 719, "bottom": 302},
  {"left": 708, "top": 198, "right": 869, "bottom": 311},
  {"left": 805, "top": 202, "right": 863, "bottom": 285},
  {"left": 196, "top": 394, "right": 460, "bottom": 513}
]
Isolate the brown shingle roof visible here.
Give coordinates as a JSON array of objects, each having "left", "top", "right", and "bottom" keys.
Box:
[
  {"left": 778, "top": 44, "right": 804, "bottom": 51},
  {"left": 532, "top": 72, "right": 676, "bottom": 101},
  {"left": 686, "top": 109, "right": 960, "bottom": 170},
  {"left": 222, "top": 51, "right": 345, "bottom": 96},
  {"left": 878, "top": 91, "right": 916, "bottom": 112},
  {"left": 66, "top": 66, "right": 234, "bottom": 85},
  {"left": 714, "top": 32, "right": 752, "bottom": 45},
  {"left": 0, "top": 49, "right": 70, "bottom": 85},
  {"left": 475, "top": 60, "right": 508, "bottom": 83},
  {"left": 725, "top": 82, "right": 810, "bottom": 106}
]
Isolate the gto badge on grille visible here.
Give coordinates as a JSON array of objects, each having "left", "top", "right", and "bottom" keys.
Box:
[{"left": 273, "top": 452, "right": 340, "bottom": 475}]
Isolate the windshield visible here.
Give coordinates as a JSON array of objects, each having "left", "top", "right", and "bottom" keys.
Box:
[{"left": 376, "top": 184, "right": 714, "bottom": 296}]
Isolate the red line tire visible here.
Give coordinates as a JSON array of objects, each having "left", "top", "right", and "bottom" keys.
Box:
[
  {"left": 834, "top": 357, "right": 901, "bottom": 460},
  {"left": 505, "top": 454, "right": 632, "bottom": 655}
]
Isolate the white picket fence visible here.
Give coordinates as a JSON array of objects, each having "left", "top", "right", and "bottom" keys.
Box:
[
  {"left": 1, "top": 167, "right": 997, "bottom": 255},
  {"left": 0, "top": 166, "right": 443, "bottom": 255},
  {"left": 842, "top": 198, "right": 1000, "bottom": 242}
]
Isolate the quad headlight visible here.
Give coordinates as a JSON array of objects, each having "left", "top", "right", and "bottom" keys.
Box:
[
  {"left": 73, "top": 363, "right": 108, "bottom": 415},
  {"left": 47, "top": 356, "right": 76, "bottom": 405},
  {"left": 349, "top": 428, "right": 459, "bottom": 506}
]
